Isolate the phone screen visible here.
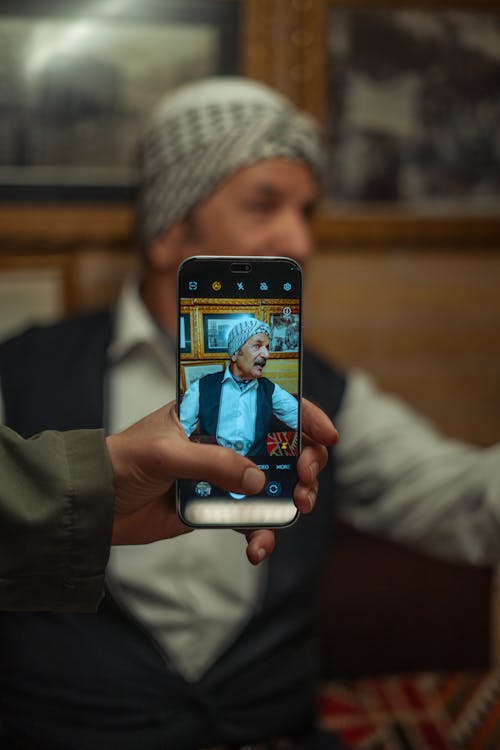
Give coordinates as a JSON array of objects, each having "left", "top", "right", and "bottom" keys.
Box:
[{"left": 176, "top": 256, "right": 302, "bottom": 528}]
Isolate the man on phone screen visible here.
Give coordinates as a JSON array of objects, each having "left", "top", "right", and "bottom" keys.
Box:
[{"left": 180, "top": 319, "right": 298, "bottom": 455}]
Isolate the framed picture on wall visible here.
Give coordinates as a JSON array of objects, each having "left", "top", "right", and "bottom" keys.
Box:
[
  {"left": 0, "top": 0, "right": 239, "bottom": 202},
  {"left": 325, "top": 2, "right": 500, "bottom": 213},
  {"left": 179, "top": 312, "right": 192, "bottom": 355},
  {"left": 289, "top": 0, "right": 500, "bottom": 243},
  {"left": 255, "top": 0, "right": 500, "bottom": 244},
  {"left": 266, "top": 305, "right": 300, "bottom": 356},
  {"left": 201, "top": 311, "right": 256, "bottom": 356}
]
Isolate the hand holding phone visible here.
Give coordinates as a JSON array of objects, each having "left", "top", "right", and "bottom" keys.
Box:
[{"left": 177, "top": 256, "right": 303, "bottom": 528}]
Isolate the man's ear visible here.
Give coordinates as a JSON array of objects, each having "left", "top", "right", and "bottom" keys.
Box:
[{"left": 147, "top": 222, "right": 191, "bottom": 271}]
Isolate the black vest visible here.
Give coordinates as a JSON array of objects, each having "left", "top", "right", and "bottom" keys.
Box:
[
  {"left": 0, "top": 307, "right": 346, "bottom": 750},
  {"left": 198, "top": 370, "right": 275, "bottom": 456}
]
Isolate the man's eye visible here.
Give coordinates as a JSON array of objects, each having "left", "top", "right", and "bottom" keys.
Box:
[{"left": 246, "top": 201, "right": 275, "bottom": 214}]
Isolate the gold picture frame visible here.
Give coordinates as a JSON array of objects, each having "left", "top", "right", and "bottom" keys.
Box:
[
  {"left": 245, "top": 0, "right": 500, "bottom": 245},
  {"left": 1, "top": 0, "right": 499, "bottom": 250}
]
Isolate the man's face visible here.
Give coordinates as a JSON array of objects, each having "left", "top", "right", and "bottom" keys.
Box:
[
  {"left": 231, "top": 333, "right": 270, "bottom": 380},
  {"left": 177, "top": 159, "right": 319, "bottom": 267}
]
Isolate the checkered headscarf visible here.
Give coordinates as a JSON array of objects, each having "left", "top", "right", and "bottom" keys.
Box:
[
  {"left": 136, "top": 77, "right": 324, "bottom": 248},
  {"left": 227, "top": 319, "right": 271, "bottom": 357}
]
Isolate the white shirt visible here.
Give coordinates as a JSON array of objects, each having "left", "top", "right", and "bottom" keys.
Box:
[
  {"left": 335, "top": 370, "right": 500, "bottom": 565},
  {"left": 103, "top": 281, "right": 264, "bottom": 681}
]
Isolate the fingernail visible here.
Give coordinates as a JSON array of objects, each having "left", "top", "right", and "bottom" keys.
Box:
[
  {"left": 241, "top": 467, "right": 265, "bottom": 494},
  {"left": 307, "top": 491, "right": 315, "bottom": 511},
  {"left": 309, "top": 461, "right": 320, "bottom": 483},
  {"left": 257, "top": 547, "right": 266, "bottom": 562}
]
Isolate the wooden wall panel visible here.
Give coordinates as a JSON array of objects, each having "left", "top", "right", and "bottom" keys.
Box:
[{"left": 304, "top": 246, "right": 500, "bottom": 446}]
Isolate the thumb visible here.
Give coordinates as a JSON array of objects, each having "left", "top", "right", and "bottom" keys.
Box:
[{"left": 172, "top": 441, "right": 266, "bottom": 496}]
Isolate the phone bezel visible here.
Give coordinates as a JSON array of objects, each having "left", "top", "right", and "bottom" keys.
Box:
[{"left": 176, "top": 255, "right": 303, "bottom": 529}]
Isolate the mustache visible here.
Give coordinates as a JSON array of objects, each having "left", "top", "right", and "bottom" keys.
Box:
[{"left": 254, "top": 357, "right": 267, "bottom": 368}]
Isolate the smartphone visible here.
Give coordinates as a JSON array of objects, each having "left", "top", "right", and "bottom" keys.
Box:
[{"left": 176, "top": 256, "right": 302, "bottom": 528}]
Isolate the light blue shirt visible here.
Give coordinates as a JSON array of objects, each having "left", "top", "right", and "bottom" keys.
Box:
[{"left": 180, "top": 365, "right": 298, "bottom": 455}]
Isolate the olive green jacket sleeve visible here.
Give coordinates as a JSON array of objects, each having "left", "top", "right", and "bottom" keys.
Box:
[{"left": 0, "top": 425, "right": 114, "bottom": 612}]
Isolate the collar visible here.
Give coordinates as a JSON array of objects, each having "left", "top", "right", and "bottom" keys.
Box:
[
  {"left": 107, "top": 278, "right": 175, "bottom": 372},
  {"left": 223, "top": 365, "right": 259, "bottom": 390}
]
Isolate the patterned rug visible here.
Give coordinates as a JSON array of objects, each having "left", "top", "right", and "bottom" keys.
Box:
[{"left": 318, "top": 671, "right": 500, "bottom": 750}]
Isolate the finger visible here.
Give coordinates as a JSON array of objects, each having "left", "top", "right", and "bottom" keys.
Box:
[
  {"left": 293, "top": 442, "right": 328, "bottom": 515},
  {"left": 301, "top": 398, "right": 338, "bottom": 446},
  {"left": 293, "top": 478, "right": 319, "bottom": 515},
  {"left": 173, "top": 442, "right": 266, "bottom": 495},
  {"left": 297, "top": 442, "right": 329, "bottom": 480},
  {"left": 244, "top": 528, "right": 275, "bottom": 565}
]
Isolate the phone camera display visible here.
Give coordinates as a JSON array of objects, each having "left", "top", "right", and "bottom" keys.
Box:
[{"left": 177, "top": 257, "right": 302, "bottom": 527}]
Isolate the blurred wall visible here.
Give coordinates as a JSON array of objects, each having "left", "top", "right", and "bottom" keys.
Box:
[{"left": 304, "top": 242, "right": 500, "bottom": 448}]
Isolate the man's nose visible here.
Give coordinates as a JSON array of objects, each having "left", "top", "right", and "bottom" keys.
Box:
[
  {"left": 260, "top": 347, "right": 270, "bottom": 359},
  {"left": 270, "top": 209, "right": 313, "bottom": 264}
]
